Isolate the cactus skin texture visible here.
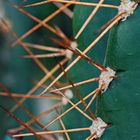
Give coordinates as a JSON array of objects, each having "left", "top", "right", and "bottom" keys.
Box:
[
  {"left": 63, "top": 0, "right": 119, "bottom": 140},
  {"left": 97, "top": 5, "right": 140, "bottom": 140}
]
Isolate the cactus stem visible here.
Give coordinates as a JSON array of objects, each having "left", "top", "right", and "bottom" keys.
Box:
[
  {"left": 75, "top": 0, "right": 104, "bottom": 39},
  {"left": 50, "top": 77, "right": 99, "bottom": 92},
  {"left": 22, "top": 52, "right": 66, "bottom": 59}
]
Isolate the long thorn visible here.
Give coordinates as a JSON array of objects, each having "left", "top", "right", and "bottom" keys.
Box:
[
  {"left": 0, "top": 92, "right": 61, "bottom": 100},
  {"left": 13, "top": 127, "right": 90, "bottom": 137},
  {"left": 75, "top": 0, "right": 104, "bottom": 39},
  {"left": 53, "top": 58, "right": 96, "bottom": 119},
  {"left": 24, "top": 42, "right": 65, "bottom": 52},
  {"left": 23, "top": 52, "right": 66, "bottom": 59},
  {"left": 23, "top": 0, "right": 118, "bottom": 9},
  {"left": 12, "top": 5, "right": 65, "bottom": 38}
]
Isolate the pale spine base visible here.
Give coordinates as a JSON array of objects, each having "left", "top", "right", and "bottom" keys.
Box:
[
  {"left": 66, "top": 41, "right": 78, "bottom": 59},
  {"left": 119, "top": 0, "right": 138, "bottom": 21},
  {"left": 99, "top": 67, "right": 116, "bottom": 93},
  {"left": 88, "top": 117, "right": 107, "bottom": 139},
  {"left": 62, "top": 89, "right": 74, "bottom": 105}
]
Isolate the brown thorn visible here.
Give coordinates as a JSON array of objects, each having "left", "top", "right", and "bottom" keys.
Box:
[
  {"left": 0, "top": 84, "right": 46, "bottom": 130},
  {"left": 75, "top": 48, "right": 107, "bottom": 71},
  {"left": 12, "top": 3, "right": 75, "bottom": 47},
  {"left": 53, "top": 58, "right": 96, "bottom": 119},
  {"left": 0, "top": 105, "right": 43, "bottom": 139},
  {"left": 12, "top": 5, "right": 66, "bottom": 39}
]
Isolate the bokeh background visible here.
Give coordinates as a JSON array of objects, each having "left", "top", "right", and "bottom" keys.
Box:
[{"left": 0, "top": 0, "right": 73, "bottom": 139}]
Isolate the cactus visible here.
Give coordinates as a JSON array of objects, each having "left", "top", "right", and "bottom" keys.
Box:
[
  {"left": 0, "top": 0, "right": 140, "bottom": 140},
  {"left": 97, "top": 1, "right": 140, "bottom": 140}
]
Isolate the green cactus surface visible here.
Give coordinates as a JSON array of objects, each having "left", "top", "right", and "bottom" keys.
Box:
[{"left": 97, "top": 5, "right": 140, "bottom": 140}]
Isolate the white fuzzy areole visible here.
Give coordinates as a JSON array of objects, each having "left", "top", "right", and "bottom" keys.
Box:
[
  {"left": 89, "top": 117, "right": 107, "bottom": 139},
  {"left": 119, "top": 0, "right": 138, "bottom": 21},
  {"left": 99, "top": 67, "right": 116, "bottom": 93},
  {"left": 62, "top": 89, "right": 74, "bottom": 105},
  {"left": 66, "top": 41, "right": 78, "bottom": 59},
  {"left": 57, "top": 136, "right": 65, "bottom": 140}
]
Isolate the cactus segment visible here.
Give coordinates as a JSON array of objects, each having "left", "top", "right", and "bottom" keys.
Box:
[{"left": 97, "top": 3, "right": 140, "bottom": 140}]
